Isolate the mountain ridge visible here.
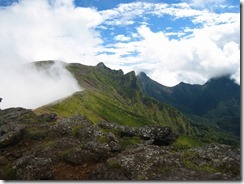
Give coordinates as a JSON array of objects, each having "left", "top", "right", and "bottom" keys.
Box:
[
  {"left": 137, "top": 71, "right": 240, "bottom": 140},
  {"left": 36, "top": 61, "right": 195, "bottom": 135},
  {"left": 34, "top": 60, "right": 240, "bottom": 146},
  {"left": 0, "top": 60, "right": 240, "bottom": 180}
]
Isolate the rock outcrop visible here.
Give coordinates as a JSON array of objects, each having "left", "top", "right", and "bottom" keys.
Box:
[
  {"left": 98, "top": 122, "right": 178, "bottom": 146},
  {"left": 14, "top": 155, "right": 53, "bottom": 180},
  {"left": 0, "top": 107, "right": 240, "bottom": 180},
  {"left": 89, "top": 144, "right": 240, "bottom": 180}
]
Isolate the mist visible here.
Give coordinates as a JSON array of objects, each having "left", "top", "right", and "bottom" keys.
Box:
[{"left": 0, "top": 61, "right": 82, "bottom": 109}]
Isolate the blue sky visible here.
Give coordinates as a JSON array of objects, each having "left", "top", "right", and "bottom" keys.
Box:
[{"left": 0, "top": 0, "right": 240, "bottom": 87}]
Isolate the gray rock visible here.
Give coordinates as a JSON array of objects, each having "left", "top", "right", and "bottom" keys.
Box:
[
  {"left": 83, "top": 141, "right": 111, "bottom": 160},
  {"left": 39, "top": 113, "right": 57, "bottom": 122},
  {"left": 0, "top": 128, "right": 25, "bottom": 148},
  {"left": 134, "top": 126, "right": 178, "bottom": 146},
  {"left": 77, "top": 125, "right": 102, "bottom": 141},
  {"left": 108, "top": 141, "right": 122, "bottom": 152},
  {"left": 50, "top": 115, "right": 93, "bottom": 137},
  {"left": 14, "top": 155, "right": 53, "bottom": 180},
  {"left": 105, "top": 132, "right": 119, "bottom": 143},
  {"left": 89, "top": 145, "right": 179, "bottom": 180},
  {"left": 98, "top": 122, "right": 178, "bottom": 146},
  {"left": 89, "top": 143, "right": 240, "bottom": 180}
]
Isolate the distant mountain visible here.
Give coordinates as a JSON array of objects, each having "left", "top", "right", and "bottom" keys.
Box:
[
  {"left": 35, "top": 61, "right": 195, "bottom": 135},
  {"left": 34, "top": 61, "right": 240, "bottom": 146},
  {"left": 0, "top": 61, "right": 240, "bottom": 180},
  {"left": 137, "top": 72, "right": 240, "bottom": 139}
]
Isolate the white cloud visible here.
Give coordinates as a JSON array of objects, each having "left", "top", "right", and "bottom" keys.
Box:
[
  {"left": 94, "top": 1, "right": 240, "bottom": 86},
  {"left": 100, "top": 1, "right": 239, "bottom": 29},
  {"left": 0, "top": 0, "right": 103, "bottom": 65},
  {"left": 0, "top": 0, "right": 103, "bottom": 108},
  {"left": 0, "top": 61, "right": 82, "bottom": 109},
  {"left": 137, "top": 23, "right": 240, "bottom": 86},
  {"left": 0, "top": 0, "right": 240, "bottom": 111},
  {"left": 98, "top": 19, "right": 240, "bottom": 86},
  {"left": 185, "top": 0, "right": 228, "bottom": 10}
]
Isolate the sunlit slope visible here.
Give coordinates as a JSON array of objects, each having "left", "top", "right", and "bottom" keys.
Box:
[
  {"left": 35, "top": 61, "right": 239, "bottom": 146},
  {"left": 36, "top": 61, "right": 195, "bottom": 134}
]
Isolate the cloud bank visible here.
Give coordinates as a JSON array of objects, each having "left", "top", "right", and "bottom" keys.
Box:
[
  {"left": 0, "top": 61, "right": 82, "bottom": 109},
  {"left": 0, "top": 0, "right": 240, "bottom": 109},
  {"left": 0, "top": 0, "right": 103, "bottom": 64},
  {"left": 0, "top": 0, "right": 95, "bottom": 109},
  {"left": 97, "top": 1, "right": 240, "bottom": 86}
]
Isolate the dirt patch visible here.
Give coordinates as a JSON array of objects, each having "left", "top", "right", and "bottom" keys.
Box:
[{"left": 52, "top": 162, "right": 97, "bottom": 180}]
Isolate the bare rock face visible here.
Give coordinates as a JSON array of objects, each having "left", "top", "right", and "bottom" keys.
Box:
[
  {"left": 89, "top": 144, "right": 240, "bottom": 180},
  {"left": 133, "top": 126, "right": 178, "bottom": 146},
  {"left": 0, "top": 125, "right": 26, "bottom": 148},
  {"left": 0, "top": 108, "right": 240, "bottom": 180},
  {"left": 98, "top": 122, "right": 179, "bottom": 146},
  {"left": 13, "top": 155, "right": 53, "bottom": 180},
  {"left": 0, "top": 107, "right": 56, "bottom": 148},
  {"left": 0, "top": 108, "right": 31, "bottom": 123},
  {"left": 0, "top": 128, "right": 25, "bottom": 148},
  {"left": 50, "top": 115, "right": 93, "bottom": 137},
  {"left": 89, "top": 145, "right": 180, "bottom": 180}
]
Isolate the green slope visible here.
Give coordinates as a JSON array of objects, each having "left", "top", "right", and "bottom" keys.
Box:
[
  {"left": 38, "top": 90, "right": 191, "bottom": 131},
  {"left": 34, "top": 61, "right": 239, "bottom": 147},
  {"left": 36, "top": 61, "right": 196, "bottom": 135},
  {"left": 137, "top": 72, "right": 240, "bottom": 145}
]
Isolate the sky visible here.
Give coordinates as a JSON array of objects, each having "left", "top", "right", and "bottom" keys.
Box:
[{"left": 0, "top": 0, "right": 241, "bottom": 108}]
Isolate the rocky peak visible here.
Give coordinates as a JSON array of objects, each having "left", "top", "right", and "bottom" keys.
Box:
[
  {"left": 96, "top": 62, "right": 107, "bottom": 68},
  {"left": 137, "top": 71, "right": 148, "bottom": 78}
]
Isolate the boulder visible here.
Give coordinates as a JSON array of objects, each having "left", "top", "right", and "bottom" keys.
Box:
[
  {"left": 83, "top": 141, "right": 112, "bottom": 161},
  {"left": 98, "top": 122, "right": 178, "bottom": 146},
  {"left": 89, "top": 145, "right": 179, "bottom": 180},
  {"left": 134, "top": 126, "right": 179, "bottom": 146},
  {"left": 50, "top": 115, "right": 93, "bottom": 137},
  {"left": 13, "top": 155, "right": 53, "bottom": 180},
  {"left": 77, "top": 125, "right": 102, "bottom": 141},
  {"left": 65, "top": 142, "right": 111, "bottom": 165},
  {"left": 89, "top": 143, "right": 241, "bottom": 180},
  {"left": 0, "top": 108, "right": 31, "bottom": 124},
  {"left": 0, "top": 127, "right": 25, "bottom": 148},
  {"left": 39, "top": 113, "right": 57, "bottom": 122}
]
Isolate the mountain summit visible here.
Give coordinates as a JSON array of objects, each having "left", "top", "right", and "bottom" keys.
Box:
[
  {"left": 138, "top": 72, "right": 240, "bottom": 140},
  {"left": 0, "top": 61, "right": 240, "bottom": 180}
]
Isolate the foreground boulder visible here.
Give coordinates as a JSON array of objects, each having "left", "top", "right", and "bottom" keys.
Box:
[
  {"left": 98, "top": 122, "right": 178, "bottom": 146},
  {"left": 0, "top": 127, "right": 25, "bottom": 148},
  {"left": 0, "top": 108, "right": 240, "bottom": 180},
  {"left": 133, "top": 126, "right": 178, "bottom": 145},
  {"left": 13, "top": 155, "right": 53, "bottom": 180},
  {"left": 89, "top": 145, "right": 176, "bottom": 180},
  {"left": 89, "top": 144, "right": 240, "bottom": 180}
]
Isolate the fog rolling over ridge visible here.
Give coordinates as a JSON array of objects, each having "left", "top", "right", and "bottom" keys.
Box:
[{"left": 0, "top": 61, "right": 82, "bottom": 109}]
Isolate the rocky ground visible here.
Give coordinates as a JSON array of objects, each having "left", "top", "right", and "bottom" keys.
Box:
[{"left": 0, "top": 107, "right": 240, "bottom": 180}]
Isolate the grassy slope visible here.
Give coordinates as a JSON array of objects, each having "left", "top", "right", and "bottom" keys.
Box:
[
  {"left": 35, "top": 62, "right": 196, "bottom": 134},
  {"left": 37, "top": 88, "right": 194, "bottom": 133},
  {"left": 34, "top": 61, "right": 239, "bottom": 147},
  {"left": 138, "top": 73, "right": 240, "bottom": 146}
]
